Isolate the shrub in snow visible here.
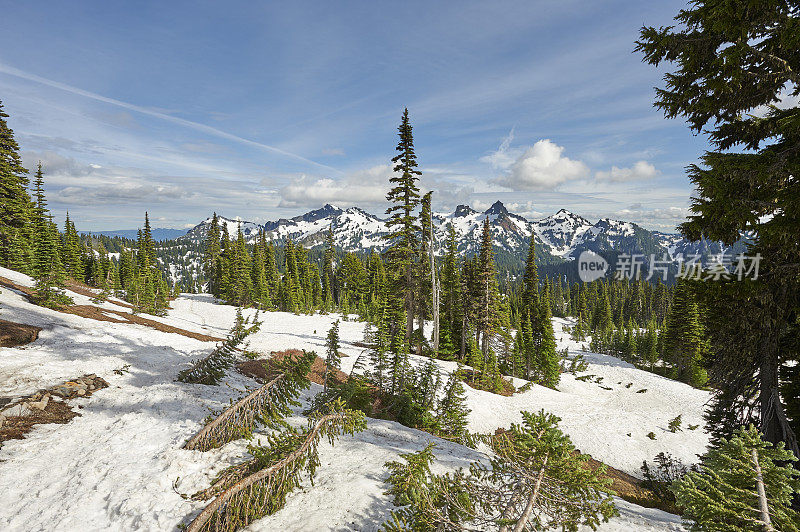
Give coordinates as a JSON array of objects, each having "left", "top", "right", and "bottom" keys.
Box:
[
  {"left": 668, "top": 415, "right": 683, "bottom": 433},
  {"left": 177, "top": 308, "right": 260, "bottom": 385},
  {"left": 672, "top": 425, "right": 799, "bottom": 532},
  {"left": 640, "top": 452, "right": 694, "bottom": 506},
  {"left": 382, "top": 410, "right": 616, "bottom": 531},
  {"left": 186, "top": 400, "right": 366, "bottom": 532}
]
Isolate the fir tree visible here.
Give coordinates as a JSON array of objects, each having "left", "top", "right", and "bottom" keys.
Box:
[
  {"left": 673, "top": 425, "right": 799, "bottom": 532},
  {"left": 663, "top": 278, "right": 708, "bottom": 387},
  {"left": 436, "top": 366, "right": 470, "bottom": 439},
  {"left": 475, "top": 218, "right": 501, "bottom": 359},
  {"left": 383, "top": 108, "right": 422, "bottom": 347},
  {"left": 322, "top": 226, "right": 336, "bottom": 308},
  {"left": 324, "top": 320, "right": 341, "bottom": 392},
  {"left": 637, "top": 0, "right": 800, "bottom": 456},
  {"left": 203, "top": 213, "right": 222, "bottom": 295},
  {"left": 0, "top": 100, "right": 31, "bottom": 271},
  {"left": 438, "top": 224, "right": 461, "bottom": 360},
  {"left": 533, "top": 292, "right": 560, "bottom": 388}
]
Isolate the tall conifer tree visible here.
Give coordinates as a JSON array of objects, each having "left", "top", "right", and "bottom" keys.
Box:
[{"left": 383, "top": 108, "right": 422, "bottom": 347}]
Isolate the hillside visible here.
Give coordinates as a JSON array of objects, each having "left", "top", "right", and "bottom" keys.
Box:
[{"left": 0, "top": 267, "right": 708, "bottom": 530}]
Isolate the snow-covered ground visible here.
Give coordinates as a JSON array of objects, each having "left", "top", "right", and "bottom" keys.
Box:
[{"left": 0, "top": 266, "right": 703, "bottom": 531}]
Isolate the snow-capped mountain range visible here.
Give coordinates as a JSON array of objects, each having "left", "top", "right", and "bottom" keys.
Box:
[{"left": 181, "top": 201, "right": 744, "bottom": 265}]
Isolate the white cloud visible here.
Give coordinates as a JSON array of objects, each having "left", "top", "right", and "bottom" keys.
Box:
[
  {"left": 594, "top": 160, "right": 657, "bottom": 182},
  {"left": 479, "top": 128, "right": 517, "bottom": 170},
  {"left": 491, "top": 139, "right": 589, "bottom": 190},
  {"left": 279, "top": 165, "right": 391, "bottom": 208},
  {"left": 612, "top": 206, "right": 690, "bottom": 229}
]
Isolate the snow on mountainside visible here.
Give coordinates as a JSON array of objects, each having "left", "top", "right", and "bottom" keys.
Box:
[
  {"left": 0, "top": 266, "right": 705, "bottom": 530},
  {"left": 532, "top": 208, "right": 594, "bottom": 258},
  {"left": 180, "top": 201, "right": 692, "bottom": 266}
]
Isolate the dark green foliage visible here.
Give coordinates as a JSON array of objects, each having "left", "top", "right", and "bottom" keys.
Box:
[
  {"left": 0, "top": 99, "right": 32, "bottom": 271},
  {"left": 640, "top": 452, "right": 694, "bottom": 507},
  {"left": 436, "top": 366, "right": 470, "bottom": 439},
  {"left": 323, "top": 320, "right": 341, "bottom": 392},
  {"left": 637, "top": 0, "right": 800, "bottom": 456},
  {"left": 384, "top": 108, "right": 422, "bottom": 348},
  {"left": 178, "top": 309, "right": 261, "bottom": 385},
  {"left": 382, "top": 410, "right": 616, "bottom": 531},
  {"left": 187, "top": 400, "right": 366, "bottom": 532},
  {"left": 663, "top": 279, "right": 708, "bottom": 387},
  {"left": 673, "top": 425, "right": 800, "bottom": 532},
  {"left": 184, "top": 350, "right": 315, "bottom": 451}
]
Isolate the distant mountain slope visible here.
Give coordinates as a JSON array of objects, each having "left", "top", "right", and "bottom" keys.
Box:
[
  {"left": 179, "top": 201, "right": 710, "bottom": 265},
  {"left": 151, "top": 201, "right": 749, "bottom": 287},
  {"left": 91, "top": 228, "right": 189, "bottom": 241}
]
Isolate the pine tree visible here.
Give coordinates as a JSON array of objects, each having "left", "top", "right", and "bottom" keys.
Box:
[
  {"left": 0, "top": 100, "right": 31, "bottom": 271},
  {"left": 522, "top": 237, "right": 539, "bottom": 313},
  {"left": 383, "top": 410, "right": 616, "bottom": 531},
  {"left": 383, "top": 108, "right": 422, "bottom": 347},
  {"left": 322, "top": 226, "right": 336, "bottom": 308},
  {"left": 475, "top": 218, "right": 501, "bottom": 359},
  {"left": 533, "top": 291, "right": 560, "bottom": 388},
  {"left": 324, "top": 320, "right": 341, "bottom": 392},
  {"left": 203, "top": 213, "right": 222, "bottom": 295},
  {"left": 673, "top": 425, "right": 799, "bottom": 532},
  {"left": 61, "top": 213, "right": 84, "bottom": 280},
  {"left": 29, "top": 164, "right": 68, "bottom": 306},
  {"left": 438, "top": 224, "right": 461, "bottom": 360},
  {"left": 663, "top": 278, "right": 708, "bottom": 387},
  {"left": 637, "top": 0, "right": 800, "bottom": 456},
  {"left": 436, "top": 366, "right": 470, "bottom": 439}
]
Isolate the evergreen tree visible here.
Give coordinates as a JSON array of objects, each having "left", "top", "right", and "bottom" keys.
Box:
[
  {"left": 383, "top": 410, "right": 616, "bottom": 531},
  {"left": 663, "top": 278, "right": 708, "bottom": 387},
  {"left": 203, "top": 213, "right": 222, "bottom": 295},
  {"left": 673, "top": 425, "right": 799, "bottom": 532},
  {"left": 324, "top": 320, "right": 341, "bottom": 392},
  {"left": 475, "top": 218, "right": 501, "bottom": 359},
  {"left": 383, "top": 108, "right": 422, "bottom": 347},
  {"left": 322, "top": 226, "right": 336, "bottom": 308},
  {"left": 438, "top": 224, "right": 461, "bottom": 360},
  {"left": 61, "top": 213, "right": 84, "bottom": 280},
  {"left": 637, "top": 0, "right": 800, "bottom": 456},
  {"left": 533, "top": 291, "right": 560, "bottom": 388},
  {"left": 29, "top": 164, "right": 67, "bottom": 306},
  {"left": 436, "top": 366, "right": 470, "bottom": 439},
  {"left": 0, "top": 100, "right": 31, "bottom": 271}
]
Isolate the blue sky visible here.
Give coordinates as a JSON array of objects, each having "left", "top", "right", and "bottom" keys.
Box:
[{"left": 0, "top": 0, "right": 707, "bottom": 231}]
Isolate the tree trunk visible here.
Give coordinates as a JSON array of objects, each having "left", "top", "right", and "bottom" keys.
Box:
[
  {"left": 430, "top": 222, "right": 440, "bottom": 354},
  {"left": 751, "top": 448, "right": 774, "bottom": 532},
  {"left": 513, "top": 453, "right": 548, "bottom": 532},
  {"left": 459, "top": 315, "right": 467, "bottom": 360},
  {"left": 760, "top": 330, "right": 800, "bottom": 458}
]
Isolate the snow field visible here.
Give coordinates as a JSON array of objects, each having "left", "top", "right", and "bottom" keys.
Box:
[{"left": 0, "top": 269, "right": 702, "bottom": 530}]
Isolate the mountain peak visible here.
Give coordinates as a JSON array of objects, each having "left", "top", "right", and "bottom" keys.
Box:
[
  {"left": 454, "top": 204, "right": 477, "bottom": 217},
  {"left": 485, "top": 200, "right": 508, "bottom": 215}
]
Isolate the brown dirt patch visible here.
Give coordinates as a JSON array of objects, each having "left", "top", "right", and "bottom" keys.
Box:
[
  {"left": 0, "top": 275, "right": 36, "bottom": 299},
  {"left": 63, "top": 305, "right": 222, "bottom": 342},
  {"left": 0, "top": 319, "right": 41, "bottom": 347},
  {"left": 0, "top": 275, "right": 221, "bottom": 343},
  {"left": 238, "top": 349, "right": 349, "bottom": 386},
  {"left": 0, "top": 400, "right": 79, "bottom": 443},
  {"left": 0, "top": 374, "right": 110, "bottom": 445},
  {"left": 583, "top": 455, "right": 678, "bottom": 513}
]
